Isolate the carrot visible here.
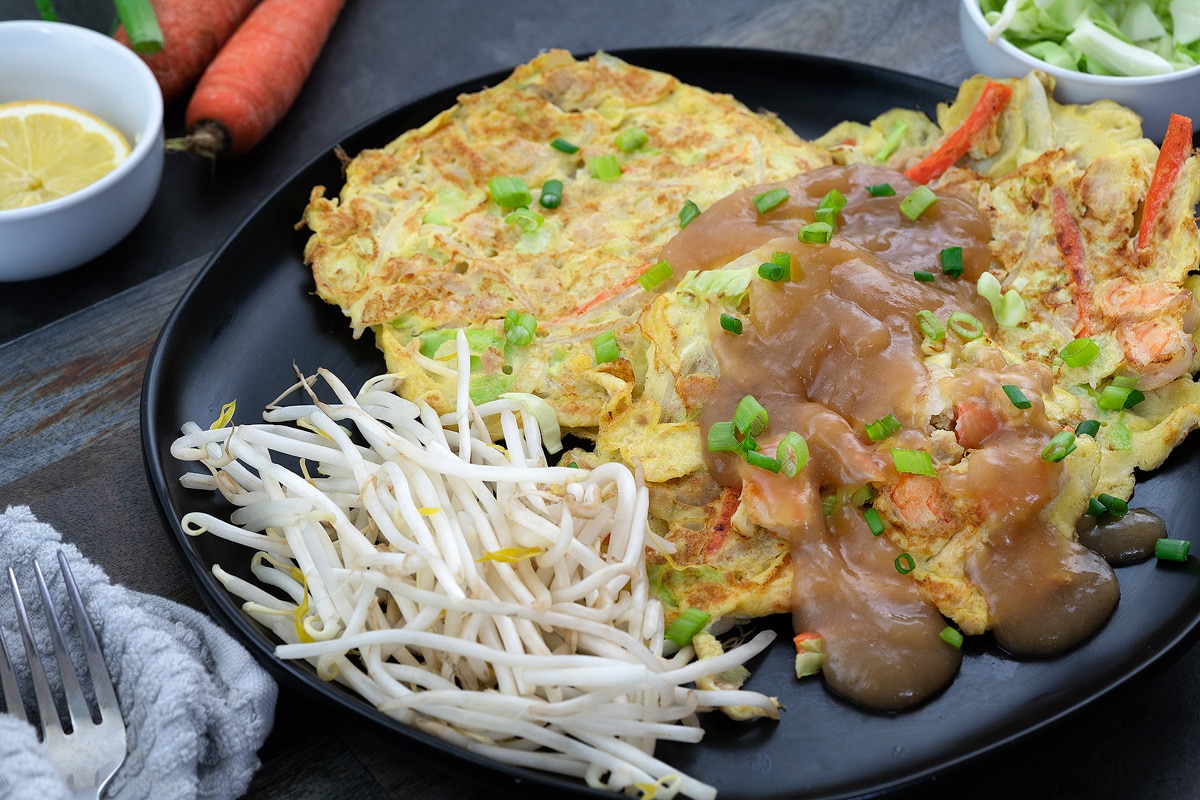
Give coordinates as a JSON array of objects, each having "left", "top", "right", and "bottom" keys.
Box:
[
  {"left": 174, "top": 0, "right": 348, "bottom": 160},
  {"left": 113, "top": 0, "right": 260, "bottom": 106},
  {"left": 903, "top": 81, "right": 1013, "bottom": 185},
  {"left": 1051, "top": 186, "right": 1094, "bottom": 337},
  {"left": 1137, "top": 113, "right": 1194, "bottom": 250}
]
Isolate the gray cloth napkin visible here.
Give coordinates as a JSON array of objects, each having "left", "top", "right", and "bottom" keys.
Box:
[{"left": 0, "top": 505, "right": 278, "bottom": 800}]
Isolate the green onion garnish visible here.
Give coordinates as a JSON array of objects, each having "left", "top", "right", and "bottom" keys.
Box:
[
  {"left": 115, "top": 0, "right": 164, "bottom": 54},
  {"left": 916, "top": 309, "right": 945, "bottom": 341},
  {"left": 875, "top": 119, "right": 909, "bottom": 163},
  {"left": 1096, "top": 493, "right": 1129, "bottom": 519},
  {"left": 1098, "top": 375, "right": 1139, "bottom": 411},
  {"left": 948, "top": 311, "right": 984, "bottom": 341},
  {"left": 593, "top": 330, "right": 619, "bottom": 363},
  {"left": 665, "top": 607, "right": 712, "bottom": 646},
  {"left": 679, "top": 199, "right": 700, "bottom": 228},
  {"left": 734, "top": 395, "right": 769, "bottom": 437},
  {"left": 866, "top": 413, "right": 902, "bottom": 442},
  {"left": 1124, "top": 389, "right": 1146, "bottom": 409},
  {"left": 866, "top": 182, "right": 896, "bottom": 197},
  {"left": 707, "top": 420, "right": 741, "bottom": 452},
  {"left": 720, "top": 313, "right": 743, "bottom": 334},
  {"left": 977, "top": 272, "right": 1026, "bottom": 327},
  {"left": 504, "top": 310, "right": 538, "bottom": 346},
  {"left": 1060, "top": 337, "right": 1100, "bottom": 368},
  {"left": 900, "top": 185, "right": 938, "bottom": 220},
  {"left": 1087, "top": 497, "right": 1108, "bottom": 516},
  {"left": 753, "top": 187, "right": 789, "bottom": 214},
  {"left": 488, "top": 176, "right": 533, "bottom": 209},
  {"left": 745, "top": 449, "right": 783, "bottom": 473},
  {"left": 614, "top": 127, "right": 648, "bottom": 152},
  {"left": 550, "top": 137, "right": 580, "bottom": 154},
  {"left": 758, "top": 261, "right": 789, "bottom": 281},
  {"left": 891, "top": 448, "right": 936, "bottom": 476},
  {"left": 505, "top": 207, "right": 544, "bottom": 231},
  {"left": 1002, "top": 384, "right": 1031, "bottom": 409},
  {"left": 939, "top": 246, "right": 964, "bottom": 278},
  {"left": 587, "top": 155, "right": 622, "bottom": 181},
  {"left": 778, "top": 431, "right": 809, "bottom": 477},
  {"left": 894, "top": 553, "right": 916, "bottom": 574},
  {"left": 800, "top": 222, "right": 833, "bottom": 244},
  {"left": 539, "top": 179, "right": 563, "bottom": 209},
  {"left": 1041, "top": 431, "right": 1077, "bottom": 462},
  {"left": 818, "top": 188, "right": 848, "bottom": 213},
  {"left": 939, "top": 626, "right": 964, "bottom": 649},
  {"left": 863, "top": 506, "right": 885, "bottom": 536},
  {"left": 914, "top": 270, "right": 936, "bottom": 282},
  {"left": 822, "top": 495, "right": 838, "bottom": 516},
  {"left": 1155, "top": 538, "right": 1191, "bottom": 562},
  {"left": 1075, "top": 419, "right": 1101, "bottom": 438},
  {"left": 637, "top": 260, "right": 673, "bottom": 291}
]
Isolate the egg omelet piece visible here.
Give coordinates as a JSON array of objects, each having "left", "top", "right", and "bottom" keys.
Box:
[{"left": 302, "top": 49, "right": 830, "bottom": 431}]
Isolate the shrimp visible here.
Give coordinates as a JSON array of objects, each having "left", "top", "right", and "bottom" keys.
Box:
[{"left": 1096, "top": 277, "right": 1199, "bottom": 389}]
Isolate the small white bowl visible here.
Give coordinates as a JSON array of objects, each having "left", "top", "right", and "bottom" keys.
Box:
[
  {"left": 959, "top": 0, "right": 1200, "bottom": 141},
  {"left": 0, "top": 20, "right": 163, "bottom": 281}
]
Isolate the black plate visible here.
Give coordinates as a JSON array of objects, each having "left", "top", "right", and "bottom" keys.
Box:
[{"left": 141, "top": 47, "right": 1200, "bottom": 800}]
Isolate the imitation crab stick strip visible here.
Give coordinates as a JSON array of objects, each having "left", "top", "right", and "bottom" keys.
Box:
[
  {"left": 1137, "top": 113, "right": 1194, "bottom": 249},
  {"left": 1052, "top": 187, "right": 1094, "bottom": 336},
  {"left": 174, "top": 0, "right": 348, "bottom": 159},
  {"left": 904, "top": 81, "right": 1013, "bottom": 185},
  {"left": 114, "top": 0, "right": 260, "bottom": 105}
]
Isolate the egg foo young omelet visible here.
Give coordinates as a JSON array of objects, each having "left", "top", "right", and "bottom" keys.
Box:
[{"left": 303, "top": 53, "right": 1200, "bottom": 712}]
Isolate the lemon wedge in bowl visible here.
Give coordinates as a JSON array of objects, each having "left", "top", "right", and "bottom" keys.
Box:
[{"left": 0, "top": 99, "right": 132, "bottom": 211}]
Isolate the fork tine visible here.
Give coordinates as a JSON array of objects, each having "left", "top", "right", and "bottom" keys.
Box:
[
  {"left": 0, "top": 601, "right": 26, "bottom": 723},
  {"left": 9, "top": 565, "right": 62, "bottom": 740},
  {"left": 56, "top": 551, "right": 122, "bottom": 725},
  {"left": 33, "top": 557, "right": 96, "bottom": 733}
]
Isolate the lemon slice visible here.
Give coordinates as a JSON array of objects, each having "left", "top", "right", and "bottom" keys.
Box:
[{"left": 0, "top": 99, "right": 132, "bottom": 211}]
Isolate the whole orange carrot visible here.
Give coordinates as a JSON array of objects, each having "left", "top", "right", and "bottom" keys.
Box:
[
  {"left": 178, "top": 0, "right": 348, "bottom": 159},
  {"left": 113, "top": 0, "right": 260, "bottom": 106}
]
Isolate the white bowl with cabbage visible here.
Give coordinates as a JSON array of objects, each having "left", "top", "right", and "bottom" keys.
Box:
[{"left": 959, "top": 0, "right": 1200, "bottom": 140}]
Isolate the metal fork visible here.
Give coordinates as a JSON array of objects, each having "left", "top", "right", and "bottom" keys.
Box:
[{"left": 0, "top": 551, "right": 127, "bottom": 799}]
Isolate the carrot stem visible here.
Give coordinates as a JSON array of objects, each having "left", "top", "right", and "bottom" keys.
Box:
[
  {"left": 1137, "top": 113, "right": 1194, "bottom": 250},
  {"left": 903, "top": 81, "right": 1013, "bottom": 185},
  {"left": 114, "top": 0, "right": 164, "bottom": 54}
]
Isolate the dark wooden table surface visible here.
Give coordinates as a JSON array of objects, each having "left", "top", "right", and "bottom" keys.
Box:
[{"left": 2, "top": 1, "right": 1199, "bottom": 798}]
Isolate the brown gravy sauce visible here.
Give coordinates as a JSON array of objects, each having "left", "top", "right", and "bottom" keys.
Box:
[{"left": 663, "top": 163, "right": 1120, "bottom": 711}]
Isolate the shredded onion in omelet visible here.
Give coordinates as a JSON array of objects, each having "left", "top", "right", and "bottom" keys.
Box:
[{"left": 170, "top": 331, "right": 777, "bottom": 800}]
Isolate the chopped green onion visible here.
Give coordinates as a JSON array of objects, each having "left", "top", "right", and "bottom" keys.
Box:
[
  {"left": 822, "top": 495, "right": 838, "bottom": 516},
  {"left": 488, "top": 176, "right": 533, "bottom": 209},
  {"left": 914, "top": 270, "right": 936, "bottom": 282},
  {"left": 815, "top": 206, "right": 838, "bottom": 226},
  {"left": 720, "top": 313, "right": 743, "bottom": 335},
  {"left": 587, "top": 155, "right": 622, "bottom": 181},
  {"left": 818, "top": 188, "right": 848, "bottom": 213},
  {"left": 1155, "top": 538, "right": 1191, "bottom": 562},
  {"left": 866, "top": 182, "right": 896, "bottom": 197},
  {"left": 539, "top": 179, "right": 563, "bottom": 209},
  {"left": 894, "top": 553, "right": 916, "bottom": 574},
  {"left": 948, "top": 311, "right": 984, "bottom": 341},
  {"left": 115, "top": 0, "right": 164, "bottom": 54},
  {"left": 504, "top": 311, "right": 538, "bottom": 346},
  {"left": 1098, "top": 375, "right": 1139, "bottom": 411},
  {"left": 741, "top": 433, "right": 759, "bottom": 452},
  {"left": 1060, "top": 337, "right": 1100, "bottom": 368},
  {"left": 707, "top": 420, "right": 741, "bottom": 452},
  {"left": 900, "top": 185, "right": 938, "bottom": 221},
  {"left": 1041, "top": 431, "right": 1077, "bottom": 462},
  {"left": 637, "top": 260, "right": 673, "bottom": 291},
  {"left": 1096, "top": 493, "right": 1129, "bottom": 519},
  {"left": 977, "top": 272, "right": 1026, "bottom": 327},
  {"left": 1124, "top": 389, "right": 1146, "bottom": 409},
  {"left": 758, "top": 261, "right": 789, "bottom": 281},
  {"left": 678, "top": 199, "right": 701, "bottom": 228},
  {"left": 753, "top": 187, "right": 790, "bottom": 214},
  {"left": 593, "top": 330, "right": 619, "bottom": 363},
  {"left": 799, "top": 222, "right": 833, "bottom": 244},
  {"left": 614, "top": 127, "right": 649, "bottom": 152},
  {"left": 505, "top": 207, "right": 544, "bottom": 231},
  {"left": 875, "top": 119, "right": 909, "bottom": 163},
  {"left": 770, "top": 251, "right": 791, "bottom": 268},
  {"left": 1075, "top": 419, "right": 1101, "bottom": 438},
  {"left": 866, "top": 413, "right": 902, "bottom": 442},
  {"left": 778, "top": 431, "right": 809, "bottom": 477},
  {"left": 850, "top": 485, "right": 875, "bottom": 507},
  {"left": 1002, "top": 384, "right": 1032, "bottom": 409},
  {"left": 939, "top": 626, "right": 964, "bottom": 649},
  {"left": 664, "top": 607, "right": 711, "bottom": 646},
  {"left": 916, "top": 309, "right": 945, "bottom": 341},
  {"left": 550, "top": 137, "right": 580, "bottom": 154},
  {"left": 1087, "top": 497, "right": 1108, "bottom": 517},
  {"left": 745, "top": 449, "right": 783, "bottom": 473},
  {"left": 863, "top": 506, "right": 885, "bottom": 536},
  {"left": 939, "top": 246, "right": 965, "bottom": 278},
  {"left": 891, "top": 448, "right": 936, "bottom": 476},
  {"left": 734, "top": 395, "right": 769, "bottom": 436}
]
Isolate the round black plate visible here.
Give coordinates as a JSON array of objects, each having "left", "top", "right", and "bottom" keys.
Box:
[{"left": 141, "top": 47, "right": 1200, "bottom": 800}]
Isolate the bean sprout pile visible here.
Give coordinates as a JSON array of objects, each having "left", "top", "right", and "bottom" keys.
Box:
[{"left": 170, "top": 332, "right": 778, "bottom": 800}]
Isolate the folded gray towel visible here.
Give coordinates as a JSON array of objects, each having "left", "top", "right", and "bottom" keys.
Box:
[{"left": 0, "top": 505, "right": 278, "bottom": 800}]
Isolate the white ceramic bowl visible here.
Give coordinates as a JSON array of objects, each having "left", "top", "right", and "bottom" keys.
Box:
[
  {"left": 0, "top": 20, "right": 163, "bottom": 281},
  {"left": 959, "top": 0, "right": 1200, "bottom": 141}
]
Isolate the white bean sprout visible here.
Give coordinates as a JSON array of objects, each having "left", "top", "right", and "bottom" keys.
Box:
[{"left": 171, "top": 331, "right": 778, "bottom": 799}]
